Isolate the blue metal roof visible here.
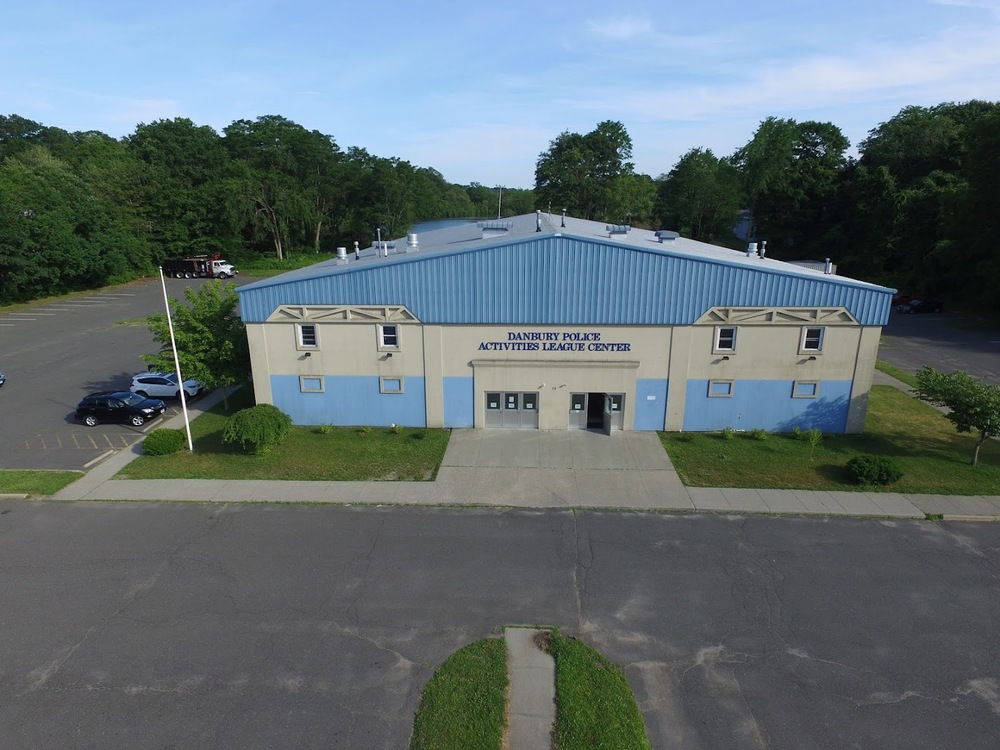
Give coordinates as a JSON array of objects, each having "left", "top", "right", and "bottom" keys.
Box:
[{"left": 238, "top": 214, "right": 893, "bottom": 326}]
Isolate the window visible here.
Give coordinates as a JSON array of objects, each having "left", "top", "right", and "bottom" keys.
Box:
[
  {"left": 714, "top": 326, "right": 737, "bottom": 352},
  {"left": 801, "top": 327, "right": 824, "bottom": 352},
  {"left": 793, "top": 381, "right": 819, "bottom": 398},
  {"left": 708, "top": 380, "right": 734, "bottom": 398},
  {"left": 300, "top": 376, "right": 324, "bottom": 393},
  {"left": 297, "top": 323, "right": 317, "bottom": 349},
  {"left": 486, "top": 392, "right": 501, "bottom": 411},
  {"left": 380, "top": 377, "right": 403, "bottom": 394},
  {"left": 378, "top": 324, "right": 399, "bottom": 350}
]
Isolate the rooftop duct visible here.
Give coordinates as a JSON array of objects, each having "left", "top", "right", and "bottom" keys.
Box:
[
  {"left": 478, "top": 220, "right": 512, "bottom": 239},
  {"left": 406, "top": 233, "right": 419, "bottom": 253},
  {"left": 606, "top": 224, "right": 631, "bottom": 237},
  {"left": 655, "top": 230, "right": 679, "bottom": 243}
]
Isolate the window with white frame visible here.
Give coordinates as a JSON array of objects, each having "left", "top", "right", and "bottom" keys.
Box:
[
  {"left": 297, "top": 323, "right": 318, "bottom": 349},
  {"left": 792, "top": 381, "right": 819, "bottom": 398},
  {"left": 379, "top": 377, "right": 403, "bottom": 394},
  {"left": 801, "top": 326, "right": 824, "bottom": 353},
  {"left": 714, "top": 326, "right": 737, "bottom": 353},
  {"left": 299, "top": 376, "right": 324, "bottom": 393},
  {"left": 378, "top": 324, "right": 400, "bottom": 351},
  {"left": 708, "top": 380, "right": 734, "bottom": 398}
]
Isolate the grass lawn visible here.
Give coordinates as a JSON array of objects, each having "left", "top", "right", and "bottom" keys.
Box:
[
  {"left": 409, "top": 631, "right": 651, "bottom": 750},
  {"left": 118, "top": 389, "right": 451, "bottom": 481},
  {"left": 0, "top": 470, "right": 82, "bottom": 496},
  {"left": 548, "top": 630, "right": 652, "bottom": 749},
  {"left": 662, "top": 385, "right": 1000, "bottom": 493},
  {"left": 409, "top": 638, "right": 508, "bottom": 750}
]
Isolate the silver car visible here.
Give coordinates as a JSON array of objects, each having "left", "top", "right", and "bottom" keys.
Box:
[{"left": 130, "top": 372, "right": 201, "bottom": 399}]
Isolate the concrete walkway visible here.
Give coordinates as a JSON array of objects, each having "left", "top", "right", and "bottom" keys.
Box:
[
  {"left": 51, "top": 378, "right": 1000, "bottom": 521},
  {"left": 505, "top": 627, "right": 556, "bottom": 749}
]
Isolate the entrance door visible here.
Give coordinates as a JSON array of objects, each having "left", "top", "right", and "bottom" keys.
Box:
[
  {"left": 569, "top": 393, "right": 588, "bottom": 429},
  {"left": 604, "top": 393, "right": 625, "bottom": 432},
  {"left": 487, "top": 392, "right": 539, "bottom": 429}
]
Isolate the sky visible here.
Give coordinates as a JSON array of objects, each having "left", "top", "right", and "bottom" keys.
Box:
[{"left": 4, "top": 0, "right": 1000, "bottom": 188}]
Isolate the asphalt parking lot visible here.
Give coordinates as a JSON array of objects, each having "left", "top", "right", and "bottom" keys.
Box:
[
  {"left": 0, "top": 277, "right": 252, "bottom": 471},
  {"left": 1, "top": 502, "right": 998, "bottom": 749}
]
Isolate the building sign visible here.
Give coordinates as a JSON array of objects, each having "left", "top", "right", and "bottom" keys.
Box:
[{"left": 478, "top": 331, "right": 631, "bottom": 353}]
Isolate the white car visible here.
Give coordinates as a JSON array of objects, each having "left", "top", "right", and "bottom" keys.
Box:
[{"left": 130, "top": 372, "right": 201, "bottom": 399}]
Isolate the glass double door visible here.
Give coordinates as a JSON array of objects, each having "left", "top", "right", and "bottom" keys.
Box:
[
  {"left": 569, "top": 392, "right": 624, "bottom": 432},
  {"left": 485, "top": 392, "right": 539, "bottom": 428}
]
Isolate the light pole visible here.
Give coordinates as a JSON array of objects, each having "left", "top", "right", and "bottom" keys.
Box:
[
  {"left": 158, "top": 267, "right": 193, "bottom": 452},
  {"left": 495, "top": 185, "right": 504, "bottom": 219}
]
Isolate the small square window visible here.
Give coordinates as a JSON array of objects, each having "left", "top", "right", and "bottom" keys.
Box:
[
  {"left": 801, "top": 327, "right": 824, "bottom": 352},
  {"left": 300, "top": 376, "right": 324, "bottom": 393},
  {"left": 380, "top": 377, "right": 403, "bottom": 394},
  {"left": 714, "top": 326, "right": 737, "bottom": 353},
  {"left": 793, "top": 381, "right": 819, "bottom": 398},
  {"left": 708, "top": 380, "right": 734, "bottom": 398},
  {"left": 297, "top": 323, "right": 318, "bottom": 349},
  {"left": 378, "top": 324, "right": 399, "bottom": 350}
]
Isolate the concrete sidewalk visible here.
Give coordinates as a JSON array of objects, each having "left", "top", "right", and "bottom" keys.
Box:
[{"left": 51, "top": 379, "right": 1000, "bottom": 521}]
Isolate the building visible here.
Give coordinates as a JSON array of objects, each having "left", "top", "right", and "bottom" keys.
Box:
[{"left": 236, "top": 212, "right": 893, "bottom": 434}]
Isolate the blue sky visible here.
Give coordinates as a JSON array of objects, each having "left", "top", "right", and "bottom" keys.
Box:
[{"left": 4, "top": 0, "right": 1000, "bottom": 188}]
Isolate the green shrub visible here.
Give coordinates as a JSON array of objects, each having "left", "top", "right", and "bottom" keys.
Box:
[
  {"left": 389, "top": 424, "right": 402, "bottom": 435},
  {"left": 142, "top": 428, "right": 186, "bottom": 456},
  {"left": 846, "top": 454, "right": 903, "bottom": 485},
  {"left": 357, "top": 426, "right": 372, "bottom": 437},
  {"left": 807, "top": 428, "right": 823, "bottom": 447},
  {"left": 222, "top": 404, "right": 293, "bottom": 455},
  {"left": 791, "top": 426, "right": 803, "bottom": 440},
  {"left": 721, "top": 426, "right": 735, "bottom": 440},
  {"left": 315, "top": 424, "right": 333, "bottom": 434},
  {"left": 750, "top": 428, "right": 768, "bottom": 441}
]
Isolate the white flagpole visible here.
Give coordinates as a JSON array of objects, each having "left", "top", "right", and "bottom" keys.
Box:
[{"left": 159, "top": 267, "right": 194, "bottom": 452}]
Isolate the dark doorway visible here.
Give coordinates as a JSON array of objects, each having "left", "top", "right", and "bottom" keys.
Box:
[{"left": 586, "top": 392, "right": 605, "bottom": 429}]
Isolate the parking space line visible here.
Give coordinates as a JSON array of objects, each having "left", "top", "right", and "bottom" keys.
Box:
[{"left": 84, "top": 450, "right": 115, "bottom": 468}]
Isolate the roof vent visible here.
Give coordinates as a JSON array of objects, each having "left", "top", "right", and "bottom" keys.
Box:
[
  {"left": 406, "top": 233, "right": 419, "bottom": 253},
  {"left": 655, "top": 230, "right": 679, "bottom": 243},
  {"left": 758, "top": 240, "right": 767, "bottom": 258},
  {"left": 335, "top": 246, "right": 348, "bottom": 265},
  {"left": 746, "top": 242, "right": 757, "bottom": 257},
  {"left": 606, "top": 224, "right": 631, "bottom": 237},
  {"left": 478, "top": 220, "right": 512, "bottom": 239}
]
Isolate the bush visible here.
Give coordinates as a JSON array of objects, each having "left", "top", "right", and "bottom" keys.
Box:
[
  {"left": 142, "top": 428, "right": 186, "bottom": 456},
  {"left": 846, "top": 454, "right": 903, "bottom": 486},
  {"left": 721, "top": 427, "right": 735, "bottom": 440},
  {"left": 222, "top": 404, "right": 293, "bottom": 455},
  {"left": 750, "top": 428, "right": 768, "bottom": 441}
]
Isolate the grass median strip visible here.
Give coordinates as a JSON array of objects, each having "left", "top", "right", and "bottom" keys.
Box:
[{"left": 0, "top": 470, "right": 81, "bottom": 496}]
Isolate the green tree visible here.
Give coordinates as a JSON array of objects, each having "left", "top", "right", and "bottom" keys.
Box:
[
  {"left": 126, "top": 118, "right": 235, "bottom": 258},
  {"left": 223, "top": 116, "right": 341, "bottom": 259},
  {"left": 534, "top": 121, "right": 634, "bottom": 220},
  {"left": 915, "top": 367, "right": 1000, "bottom": 467},
  {"left": 731, "top": 117, "right": 849, "bottom": 257},
  {"left": 142, "top": 280, "right": 249, "bottom": 408},
  {"left": 655, "top": 148, "right": 742, "bottom": 242},
  {"left": 0, "top": 146, "right": 145, "bottom": 303}
]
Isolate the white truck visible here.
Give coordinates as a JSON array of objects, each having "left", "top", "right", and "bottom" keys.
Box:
[{"left": 163, "top": 255, "right": 239, "bottom": 279}]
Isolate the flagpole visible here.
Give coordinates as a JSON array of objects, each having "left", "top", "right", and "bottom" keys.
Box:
[{"left": 159, "top": 267, "right": 194, "bottom": 452}]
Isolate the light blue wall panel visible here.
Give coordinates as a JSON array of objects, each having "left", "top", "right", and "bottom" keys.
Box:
[
  {"left": 683, "top": 379, "right": 852, "bottom": 432},
  {"left": 443, "top": 377, "right": 474, "bottom": 427},
  {"left": 634, "top": 379, "right": 668, "bottom": 431},
  {"left": 270, "top": 375, "right": 426, "bottom": 427},
  {"left": 239, "top": 235, "right": 893, "bottom": 326}
]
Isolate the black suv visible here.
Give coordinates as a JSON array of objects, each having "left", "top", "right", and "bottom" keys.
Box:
[{"left": 75, "top": 391, "right": 166, "bottom": 427}]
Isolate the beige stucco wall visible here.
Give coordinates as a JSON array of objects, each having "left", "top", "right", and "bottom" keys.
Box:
[{"left": 249, "top": 310, "right": 880, "bottom": 433}]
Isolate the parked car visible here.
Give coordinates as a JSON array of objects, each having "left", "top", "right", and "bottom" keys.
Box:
[
  {"left": 891, "top": 293, "right": 915, "bottom": 307},
  {"left": 0, "top": 371, "right": 5, "bottom": 388},
  {"left": 75, "top": 392, "right": 166, "bottom": 427},
  {"left": 130, "top": 372, "right": 201, "bottom": 399},
  {"left": 896, "top": 299, "right": 944, "bottom": 314}
]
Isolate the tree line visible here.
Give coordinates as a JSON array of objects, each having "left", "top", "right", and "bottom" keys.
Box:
[
  {"left": 535, "top": 101, "right": 1000, "bottom": 311},
  {"left": 0, "top": 113, "right": 534, "bottom": 305},
  {"left": 3, "top": 101, "right": 998, "bottom": 310}
]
